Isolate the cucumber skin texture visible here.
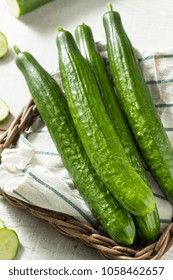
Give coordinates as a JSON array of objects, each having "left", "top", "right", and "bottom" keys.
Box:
[
  {"left": 14, "top": 50, "right": 136, "bottom": 245},
  {"left": 7, "top": 0, "right": 54, "bottom": 17},
  {"left": 75, "top": 23, "right": 149, "bottom": 185},
  {"left": 135, "top": 207, "right": 160, "bottom": 241},
  {"left": 103, "top": 9, "right": 173, "bottom": 203},
  {"left": 56, "top": 29, "right": 155, "bottom": 217},
  {"left": 74, "top": 24, "right": 160, "bottom": 240},
  {"left": 74, "top": 23, "right": 147, "bottom": 184}
]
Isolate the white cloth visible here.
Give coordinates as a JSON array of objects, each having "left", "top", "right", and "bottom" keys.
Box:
[
  {"left": 0, "top": 46, "right": 173, "bottom": 232},
  {"left": 0, "top": 120, "right": 96, "bottom": 226}
]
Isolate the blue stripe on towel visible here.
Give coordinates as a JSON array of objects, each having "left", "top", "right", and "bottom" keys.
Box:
[
  {"left": 146, "top": 78, "right": 173, "bottom": 85},
  {"left": 160, "top": 218, "right": 172, "bottom": 224},
  {"left": 27, "top": 130, "right": 49, "bottom": 135},
  {"left": 13, "top": 190, "right": 34, "bottom": 205},
  {"left": 155, "top": 103, "right": 173, "bottom": 108},
  {"left": 153, "top": 192, "right": 167, "bottom": 200},
  {"left": 34, "top": 151, "right": 59, "bottom": 156},
  {"left": 138, "top": 53, "right": 173, "bottom": 62},
  {"left": 28, "top": 171, "right": 94, "bottom": 225},
  {"left": 2, "top": 173, "right": 24, "bottom": 185}
]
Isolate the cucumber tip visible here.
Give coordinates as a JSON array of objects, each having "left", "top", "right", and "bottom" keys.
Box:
[{"left": 57, "top": 26, "right": 63, "bottom": 32}]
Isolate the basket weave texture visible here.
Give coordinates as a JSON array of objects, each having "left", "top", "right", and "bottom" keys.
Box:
[{"left": 0, "top": 99, "right": 173, "bottom": 260}]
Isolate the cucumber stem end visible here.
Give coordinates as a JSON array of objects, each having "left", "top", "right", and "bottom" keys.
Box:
[
  {"left": 57, "top": 26, "right": 64, "bottom": 32},
  {"left": 108, "top": 3, "right": 113, "bottom": 12},
  {"left": 13, "top": 45, "right": 21, "bottom": 55}
]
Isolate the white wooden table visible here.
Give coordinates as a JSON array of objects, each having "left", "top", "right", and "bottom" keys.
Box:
[{"left": 0, "top": 0, "right": 173, "bottom": 260}]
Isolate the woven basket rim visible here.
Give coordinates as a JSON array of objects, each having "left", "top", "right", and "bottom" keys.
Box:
[{"left": 0, "top": 99, "right": 173, "bottom": 260}]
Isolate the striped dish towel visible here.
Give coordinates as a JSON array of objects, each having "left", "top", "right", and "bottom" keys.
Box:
[{"left": 0, "top": 46, "right": 173, "bottom": 232}]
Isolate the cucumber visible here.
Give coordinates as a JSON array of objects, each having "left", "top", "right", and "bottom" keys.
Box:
[
  {"left": 56, "top": 27, "right": 155, "bottom": 217},
  {"left": 135, "top": 208, "right": 160, "bottom": 240},
  {"left": 14, "top": 46, "right": 136, "bottom": 245},
  {"left": 103, "top": 4, "right": 173, "bottom": 203},
  {"left": 6, "top": 0, "right": 54, "bottom": 18},
  {"left": 0, "top": 32, "right": 8, "bottom": 59},
  {"left": 0, "top": 98, "right": 10, "bottom": 124},
  {"left": 0, "top": 228, "right": 20, "bottom": 260},
  {"left": 74, "top": 23, "right": 160, "bottom": 240},
  {"left": 75, "top": 22, "right": 149, "bottom": 185}
]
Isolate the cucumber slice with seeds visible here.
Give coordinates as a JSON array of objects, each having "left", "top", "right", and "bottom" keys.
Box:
[
  {"left": 0, "top": 228, "right": 20, "bottom": 260},
  {"left": 0, "top": 98, "right": 10, "bottom": 123},
  {"left": 0, "top": 32, "right": 8, "bottom": 59}
]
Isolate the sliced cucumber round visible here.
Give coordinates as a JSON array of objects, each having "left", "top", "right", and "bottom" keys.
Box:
[
  {"left": 6, "top": 0, "right": 20, "bottom": 18},
  {"left": 0, "top": 98, "right": 10, "bottom": 123},
  {"left": 0, "top": 228, "right": 20, "bottom": 260},
  {"left": 0, "top": 32, "right": 8, "bottom": 59}
]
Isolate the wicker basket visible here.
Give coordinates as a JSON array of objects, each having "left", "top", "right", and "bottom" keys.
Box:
[{"left": 0, "top": 98, "right": 173, "bottom": 260}]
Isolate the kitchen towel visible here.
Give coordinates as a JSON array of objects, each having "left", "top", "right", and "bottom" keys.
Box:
[{"left": 0, "top": 45, "right": 173, "bottom": 232}]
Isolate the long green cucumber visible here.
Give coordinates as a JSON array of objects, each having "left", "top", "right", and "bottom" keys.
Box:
[
  {"left": 56, "top": 27, "right": 155, "bottom": 217},
  {"left": 74, "top": 23, "right": 160, "bottom": 240},
  {"left": 14, "top": 46, "right": 136, "bottom": 245},
  {"left": 74, "top": 23, "right": 147, "bottom": 184},
  {"left": 103, "top": 4, "right": 173, "bottom": 203},
  {"left": 7, "top": 0, "right": 54, "bottom": 18}
]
